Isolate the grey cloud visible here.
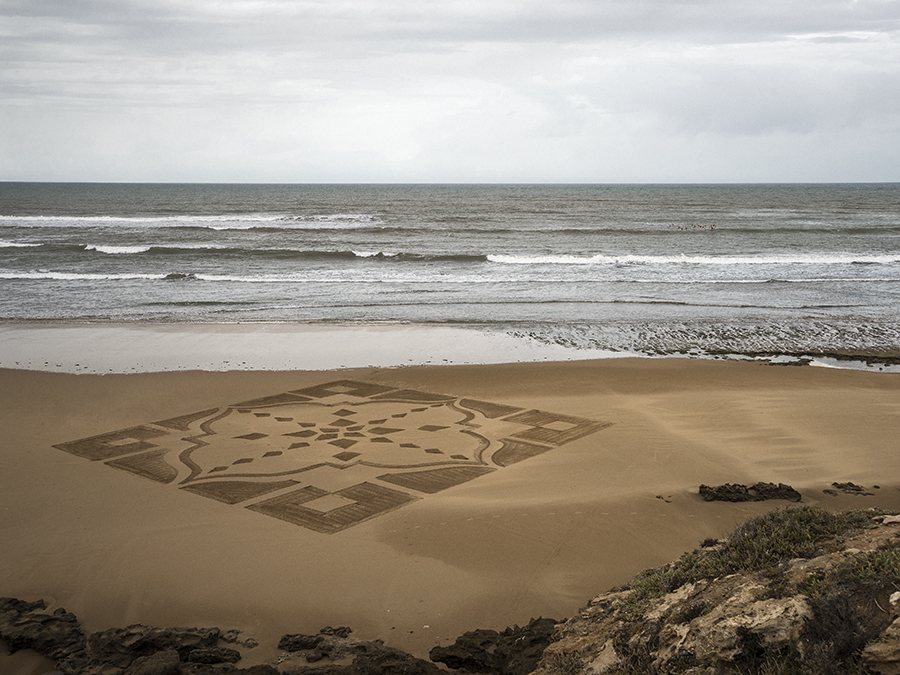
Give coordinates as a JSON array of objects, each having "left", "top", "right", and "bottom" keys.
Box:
[
  {"left": 3, "top": 0, "right": 899, "bottom": 53},
  {"left": 1, "top": 0, "right": 898, "bottom": 181}
]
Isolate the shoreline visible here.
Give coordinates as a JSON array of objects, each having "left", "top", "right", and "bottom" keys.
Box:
[
  {"left": 2, "top": 321, "right": 899, "bottom": 375},
  {"left": 2, "top": 357, "right": 900, "bottom": 670},
  {"left": 0, "top": 322, "right": 629, "bottom": 374}
]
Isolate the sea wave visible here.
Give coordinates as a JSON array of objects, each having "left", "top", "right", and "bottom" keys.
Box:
[
  {"left": 630, "top": 277, "right": 900, "bottom": 284},
  {"left": 86, "top": 244, "right": 154, "bottom": 254},
  {"left": 37, "top": 245, "right": 900, "bottom": 266},
  {"left": 487, "top": 253, "right": 900, "bottom": 265},
  {"left": 0, "top": 271, "right": 161, "bottom": 281},
  {"left": 0, "top": 240, "right": 41, "bottom": 248},
  {"left": 0, "top": 213, "right": 385, "bottom": 231},
  {"left": 64, "top": 245, "right": 490, "bottom": 262}
]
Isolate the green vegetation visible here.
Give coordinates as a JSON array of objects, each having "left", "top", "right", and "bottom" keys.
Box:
[{"left": 832, "top": 539, "right": 900, "bottom": 589}]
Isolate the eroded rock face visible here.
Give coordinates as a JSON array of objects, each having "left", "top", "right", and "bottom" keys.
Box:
[
  {"left": 658, "top": 593, "right": 811, "bottom": 666},
  {"left": 0, "top": 597, "right": 87, "bottom": 673},
  {"left": 864, "top": 617, "right": 900, "bottom": 675}
]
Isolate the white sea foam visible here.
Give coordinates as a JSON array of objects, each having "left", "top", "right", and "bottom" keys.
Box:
[
  {"left": 487, "top": 253, "right": 900, "bottom": 265},
  {"left": 351, "top": 250, "right": 399, "bottom": 258},
  {"left": 0, "top": 213, "right": 383, "bottom": 230},
  {"left": 0, "top": 240, "right": 41, "bottom": 248},
  {"left": 85, "top": 244, "right": 153, "bottom": 254},
  {"left": 0, "top": 271, "right": 162, "bottom": 280}
]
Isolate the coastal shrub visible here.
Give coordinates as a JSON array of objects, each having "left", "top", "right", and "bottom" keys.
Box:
[
  {"left": 618, "top": 507, "right": 880, "bottom": 613},
  {"left": 799, "top": 535, "right": 900, "bottom": 599},
  {"left": 795, "top": 535, "right": 900, "bottom": 673},
  {"left": 710, "top": 506, "right": 877, "bottom": 574},
  {"left": 801, "top": 587, "right": 889, "bottom": 675}
]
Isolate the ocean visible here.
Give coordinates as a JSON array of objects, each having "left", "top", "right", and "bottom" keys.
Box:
[{"left": 2, "top": 182, "right": 899, "bottom": 362}]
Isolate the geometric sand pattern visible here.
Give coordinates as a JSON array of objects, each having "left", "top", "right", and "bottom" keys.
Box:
[{"left": 54, "top": 380, "right": 612, "bottom": 534}]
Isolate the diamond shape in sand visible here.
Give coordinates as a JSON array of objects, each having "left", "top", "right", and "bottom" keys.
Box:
[{"left": 54, "top": 380, "right": 612, "bottom": 534}]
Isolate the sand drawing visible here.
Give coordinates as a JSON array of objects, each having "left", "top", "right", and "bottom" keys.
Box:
[{"left": 54, "top": 380, "right": 612, "bottom": 534}]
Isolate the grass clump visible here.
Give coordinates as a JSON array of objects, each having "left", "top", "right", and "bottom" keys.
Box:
[
  {"left": 549, "top": 652, "right": 583, "bottom": 675},
  {"left": 831, "top": 538, "right": 900, "bottom": 590},
  {"left": 716, "top": 506, "right": 878, "bottom": 570},
  {"left": 799, "top": 535, "right": 900, "bottom": 599}
]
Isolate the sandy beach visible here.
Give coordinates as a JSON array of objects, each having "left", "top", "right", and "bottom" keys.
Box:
[{"left": 2, "top": 349, "right": 900, "bottom": 672}]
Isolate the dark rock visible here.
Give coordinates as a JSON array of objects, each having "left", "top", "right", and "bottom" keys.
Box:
[
  {"left": 824, "top": 482, "right": 874, "bottom": 496},
  {"left": 283, "top": 641, "right": 442, "bottom": 675},
  {"left": 123, "top": 649, "right": 181, "bottom": 675},
  {"left": 430, "top": 628, "right": 503, "bottom": 672},
  {"left": 187, "top": 647, "right": 241, "bottom": 664},
  {"left": 700, "top": 483, "right": 751, "bottom": 502},
  {"left": 221, "top": 630, "right": 259, "bottom": 650},
  {"left": 283, "top": 665, "right": 349, "bottom": 675},
  {"left": 220, "top": 630, "right": 242, "bottom": 644},
  {"left": 319, "top": 626, "right": 354, "bottom": 639},
  {"left": 751, "top": 482, "right": 802, "bottom": 502},
  {"left": 699, "top": 482, "right": 801, "bottom": 503},
  {"left": 278, "top": 633, "right": 324, "bottom": 651},
  {"left": 183, "top": 665, "right": 278, "bottom": 675},
  {"left": 351, "top": 643, "right": 444, "bottom": 675},
  {"left": 236, "top": 667, "right": 280, "bottom": 675},
  {"left": 0, "top": 597, "right": 87, "bottom": 662},
  {"left": 87, "top": 625, "right": 220, "bottom": 668},
  {"left": 429, "top": 617, "right": 558, "bottom": 675},
  {"left": 306, "top": 648, "right": 327, "bottom": 662}
]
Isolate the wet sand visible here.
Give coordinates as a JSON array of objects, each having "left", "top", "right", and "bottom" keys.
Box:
[{"left": 2, "top": 355, "right": 900, "bottom": 671}]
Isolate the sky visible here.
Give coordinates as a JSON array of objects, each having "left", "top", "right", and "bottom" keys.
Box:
[{"left": 1, "top": 0, "right": 899, "bottom": 183}]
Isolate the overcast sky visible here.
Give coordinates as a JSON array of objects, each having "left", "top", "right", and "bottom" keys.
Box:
[{"left": 1, "top": 0, "right": 898, "bottom": 182}]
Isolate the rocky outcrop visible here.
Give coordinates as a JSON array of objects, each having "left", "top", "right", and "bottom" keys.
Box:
[
  {"left": 699, "top": 482, "right": 802, "bottom": 502},
  {"left": 429, "top": 617, "right": 558, "bottom": 675},
  {"left": 86, "top": 624, "right": 223, "bottom": 668},
  {"left": 279, "top": 637, "right": 444, "bottom": 675},
  {"left": 0, "top": 602, "right": 276, "bottom": 675},
  {"left": 864, "top": 614, "right": 900, "bottom": 675},
  {"left": 533, "top": 508, "right": 900, "bottom": 675},
  {"left": 0, "top": 604, "right": 440, "bottom": 675}
]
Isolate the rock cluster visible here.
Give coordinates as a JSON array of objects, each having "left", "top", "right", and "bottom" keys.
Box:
[
  {"left": 824, "top": 481, "right": 876, "bottom": 497},
  {"left": 0, "top": 601, "right": 437, "bottom": 675},
  {"left": 0, "top": 598, "right": 274, "bottom": 675},
  {"left": 429, "top": 617, "right": 558, "bottom": 675}
]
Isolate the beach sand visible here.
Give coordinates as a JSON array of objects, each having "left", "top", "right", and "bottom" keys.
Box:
[{"left": 2, "top": 355, "right": 900, "bottom": 672}]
